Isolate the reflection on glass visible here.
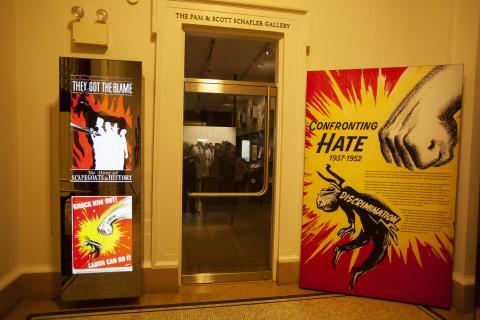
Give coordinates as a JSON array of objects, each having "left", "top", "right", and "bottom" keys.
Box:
[
  {"left": 241, "top": 140, "right": 250, "bottom": 162},
  {"left": 183, "top": 93, "right": 271, "bottom": 196},
  {"left": 182, "top": 91, "right": 275, "bottom": 277}
]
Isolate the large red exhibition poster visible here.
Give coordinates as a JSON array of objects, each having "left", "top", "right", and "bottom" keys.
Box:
[
  {"left": 301, "top": 65, "right": 463, "bottom": 308},
  {"left": 72, "top": 196, "right": 133, "bottom": 274}
]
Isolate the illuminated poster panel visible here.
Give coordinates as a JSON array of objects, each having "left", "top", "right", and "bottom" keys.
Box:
[
  {"left": 301, "top": 65, "right": 463, "bottom": 308},
  {"left": 70, "top": 75, "right": 136, "bottom": 182},
  {"left": 59, "top": 57, "right": 141, "bottom": 300},
  {"left": 72, "top": 196, "right": 132, "bottom": 274}
]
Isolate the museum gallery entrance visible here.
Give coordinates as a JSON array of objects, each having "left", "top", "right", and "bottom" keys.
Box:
[{"left": 181, "top": 32, "right": 277, "bottom": 283}]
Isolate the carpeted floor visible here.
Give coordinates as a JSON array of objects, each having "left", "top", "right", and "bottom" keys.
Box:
[{"left": 27, "top": 293, "right": 444, "bottom": 320}]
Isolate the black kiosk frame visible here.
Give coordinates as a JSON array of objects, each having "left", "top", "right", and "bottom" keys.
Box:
[{"left": 58, "top": 57, "right": 142, "bottom": 301}]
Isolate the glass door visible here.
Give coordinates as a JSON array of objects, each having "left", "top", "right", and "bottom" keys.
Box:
[{"left": 182, "top": 79, "right": 276, "bottom": 283}]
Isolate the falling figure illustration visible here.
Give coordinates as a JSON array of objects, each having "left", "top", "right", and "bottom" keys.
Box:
[
  {"left": 84, "top": 237, "right": 102, "bottom": 260},
  {"left": 316, "top": 165, "right": 400, "bottom": 290}
]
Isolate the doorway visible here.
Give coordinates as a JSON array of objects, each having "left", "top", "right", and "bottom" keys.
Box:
[{"left": 181, "top": 32, "right": 277, "bottom": 283}]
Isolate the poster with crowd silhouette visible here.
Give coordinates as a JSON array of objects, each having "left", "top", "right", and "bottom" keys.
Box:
[
  {"left": 68, "top": 71, "right": 140, "bottom": 183},
  {"left": 301, "top": 65, "right": 463, "bottom": 308}
]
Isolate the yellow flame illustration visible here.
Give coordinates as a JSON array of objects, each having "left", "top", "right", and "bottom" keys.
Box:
[{"left": 75, "top": 207, "right": 125, "bottom": 258}]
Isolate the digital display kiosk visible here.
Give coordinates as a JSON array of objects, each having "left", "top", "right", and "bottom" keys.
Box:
[{"left": 58, "top": 57, "right": 142, "bottom": 301}]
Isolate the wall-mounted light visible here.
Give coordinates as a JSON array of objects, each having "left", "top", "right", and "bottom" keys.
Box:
[
  {"left": 71, "top": 6, "right": 85, "bottom": 20},
  {"left": 95, "top": 9, "right": 108, "bottom": 23},
  {"left": 71, "top": 6, "right": 109, "bottom": 47}
]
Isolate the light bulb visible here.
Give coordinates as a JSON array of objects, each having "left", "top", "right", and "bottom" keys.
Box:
[
  {"left": 96, "top": 9, "right": 108, "bottom": 23},
  {"left": 71, "top": 6, "right": 84, "bottom": 20}
]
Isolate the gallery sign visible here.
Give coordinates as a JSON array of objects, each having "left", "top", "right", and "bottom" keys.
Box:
[
  {"left": 300, "top": 65, "right": 463, "bottom": 308},
  {"left": 174, "top": 11, "right": 290, "bottom": 30}
]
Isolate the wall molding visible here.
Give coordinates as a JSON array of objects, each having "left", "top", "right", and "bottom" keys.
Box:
[
  {"left": 452, "top": 271, "right": 476, "bottom": 286},
  {"left": 166, "top": 0, "right": 308, "bottom": 15},
  {"left": 452, "top": 275, "right": 476, "bottom": 313},
  {"left": 152, "top": 0, "right": 310, "bottom": 282},
  {"left": 153, "top": 261, "right": 179, "bottom": 268},
  {"left": 1, "top": 266, "right": 477, "bottom": 316},
  {"left": 143, "top": 267, "right": 179, "bottom": 292},
  {"left": 0, "top": 264, "right": 57, "bottom": 291},
  {"left": 0, "top": 266, "right": 60, "bottom": 319},
  {"left": 153, "top": 0, "right": 308, "bottom": 34},
  {"left": 0, "top": 267, "right": 22, "bottom": 292},
  {"left": 278, "top": 255, "right": 299, "bottom": 263},
  {"left": 0, "top": 266, "right": 179, "bottom": 318},
  {"left": 0, "top": 271, "right": 22, "bottom": 319},
  {"left": 277, "top": 260, "right": 299, "bottom": 284}
]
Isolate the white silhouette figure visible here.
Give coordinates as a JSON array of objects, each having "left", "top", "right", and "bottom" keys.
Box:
[{"left": 91, "top": 117, "right": 129, "bottom": 170}]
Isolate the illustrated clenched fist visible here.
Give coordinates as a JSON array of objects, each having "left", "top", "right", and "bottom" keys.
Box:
[
  {"left": 97, "top": 197, "right": 132, "bottom": 236},
  {"left": 378, "top": 65, "right": 463, "bottom": 170}
]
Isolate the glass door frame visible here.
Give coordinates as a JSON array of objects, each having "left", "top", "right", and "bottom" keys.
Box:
[{"left": 182, "top": 78, "right": 277, "bottom": 284}]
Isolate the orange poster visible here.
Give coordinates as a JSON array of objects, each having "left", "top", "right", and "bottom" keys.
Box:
[{"left": 72, "top": 196, "right": 133, "bottom": 274}]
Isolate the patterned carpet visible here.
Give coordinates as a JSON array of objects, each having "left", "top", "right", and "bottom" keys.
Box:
[{"left": 27, "top": 294, "right": 444, "bottom": 320}]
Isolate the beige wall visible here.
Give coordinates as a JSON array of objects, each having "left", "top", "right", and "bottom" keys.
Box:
[
  {"left": 0, "top": 0, "right": 19, "bottom": 288},
  {"left": 2, "top": 0, "right": 479, "bottom": 300}
]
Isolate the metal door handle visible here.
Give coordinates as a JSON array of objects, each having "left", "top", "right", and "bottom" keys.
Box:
[{"left": 188, "top": 86, "right": 272, "bottom": 198}]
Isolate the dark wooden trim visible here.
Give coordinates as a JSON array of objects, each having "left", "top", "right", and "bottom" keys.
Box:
[
  {"left": 143, "top": 267, "right": 179, "bottom": 292},
  {"left": 0, "top": 274, "right": 22, "bottom": 319}
]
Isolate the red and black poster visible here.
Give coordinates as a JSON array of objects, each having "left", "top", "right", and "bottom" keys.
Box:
[
  {"left": 72, "top": 196, "right": 132, "bottom": 274},
  {"left": 69, "top": 75, "right": 137, "bottom": 182},
  {"left": 301, "top": 65, "right": 463, "bottom": 308}
]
